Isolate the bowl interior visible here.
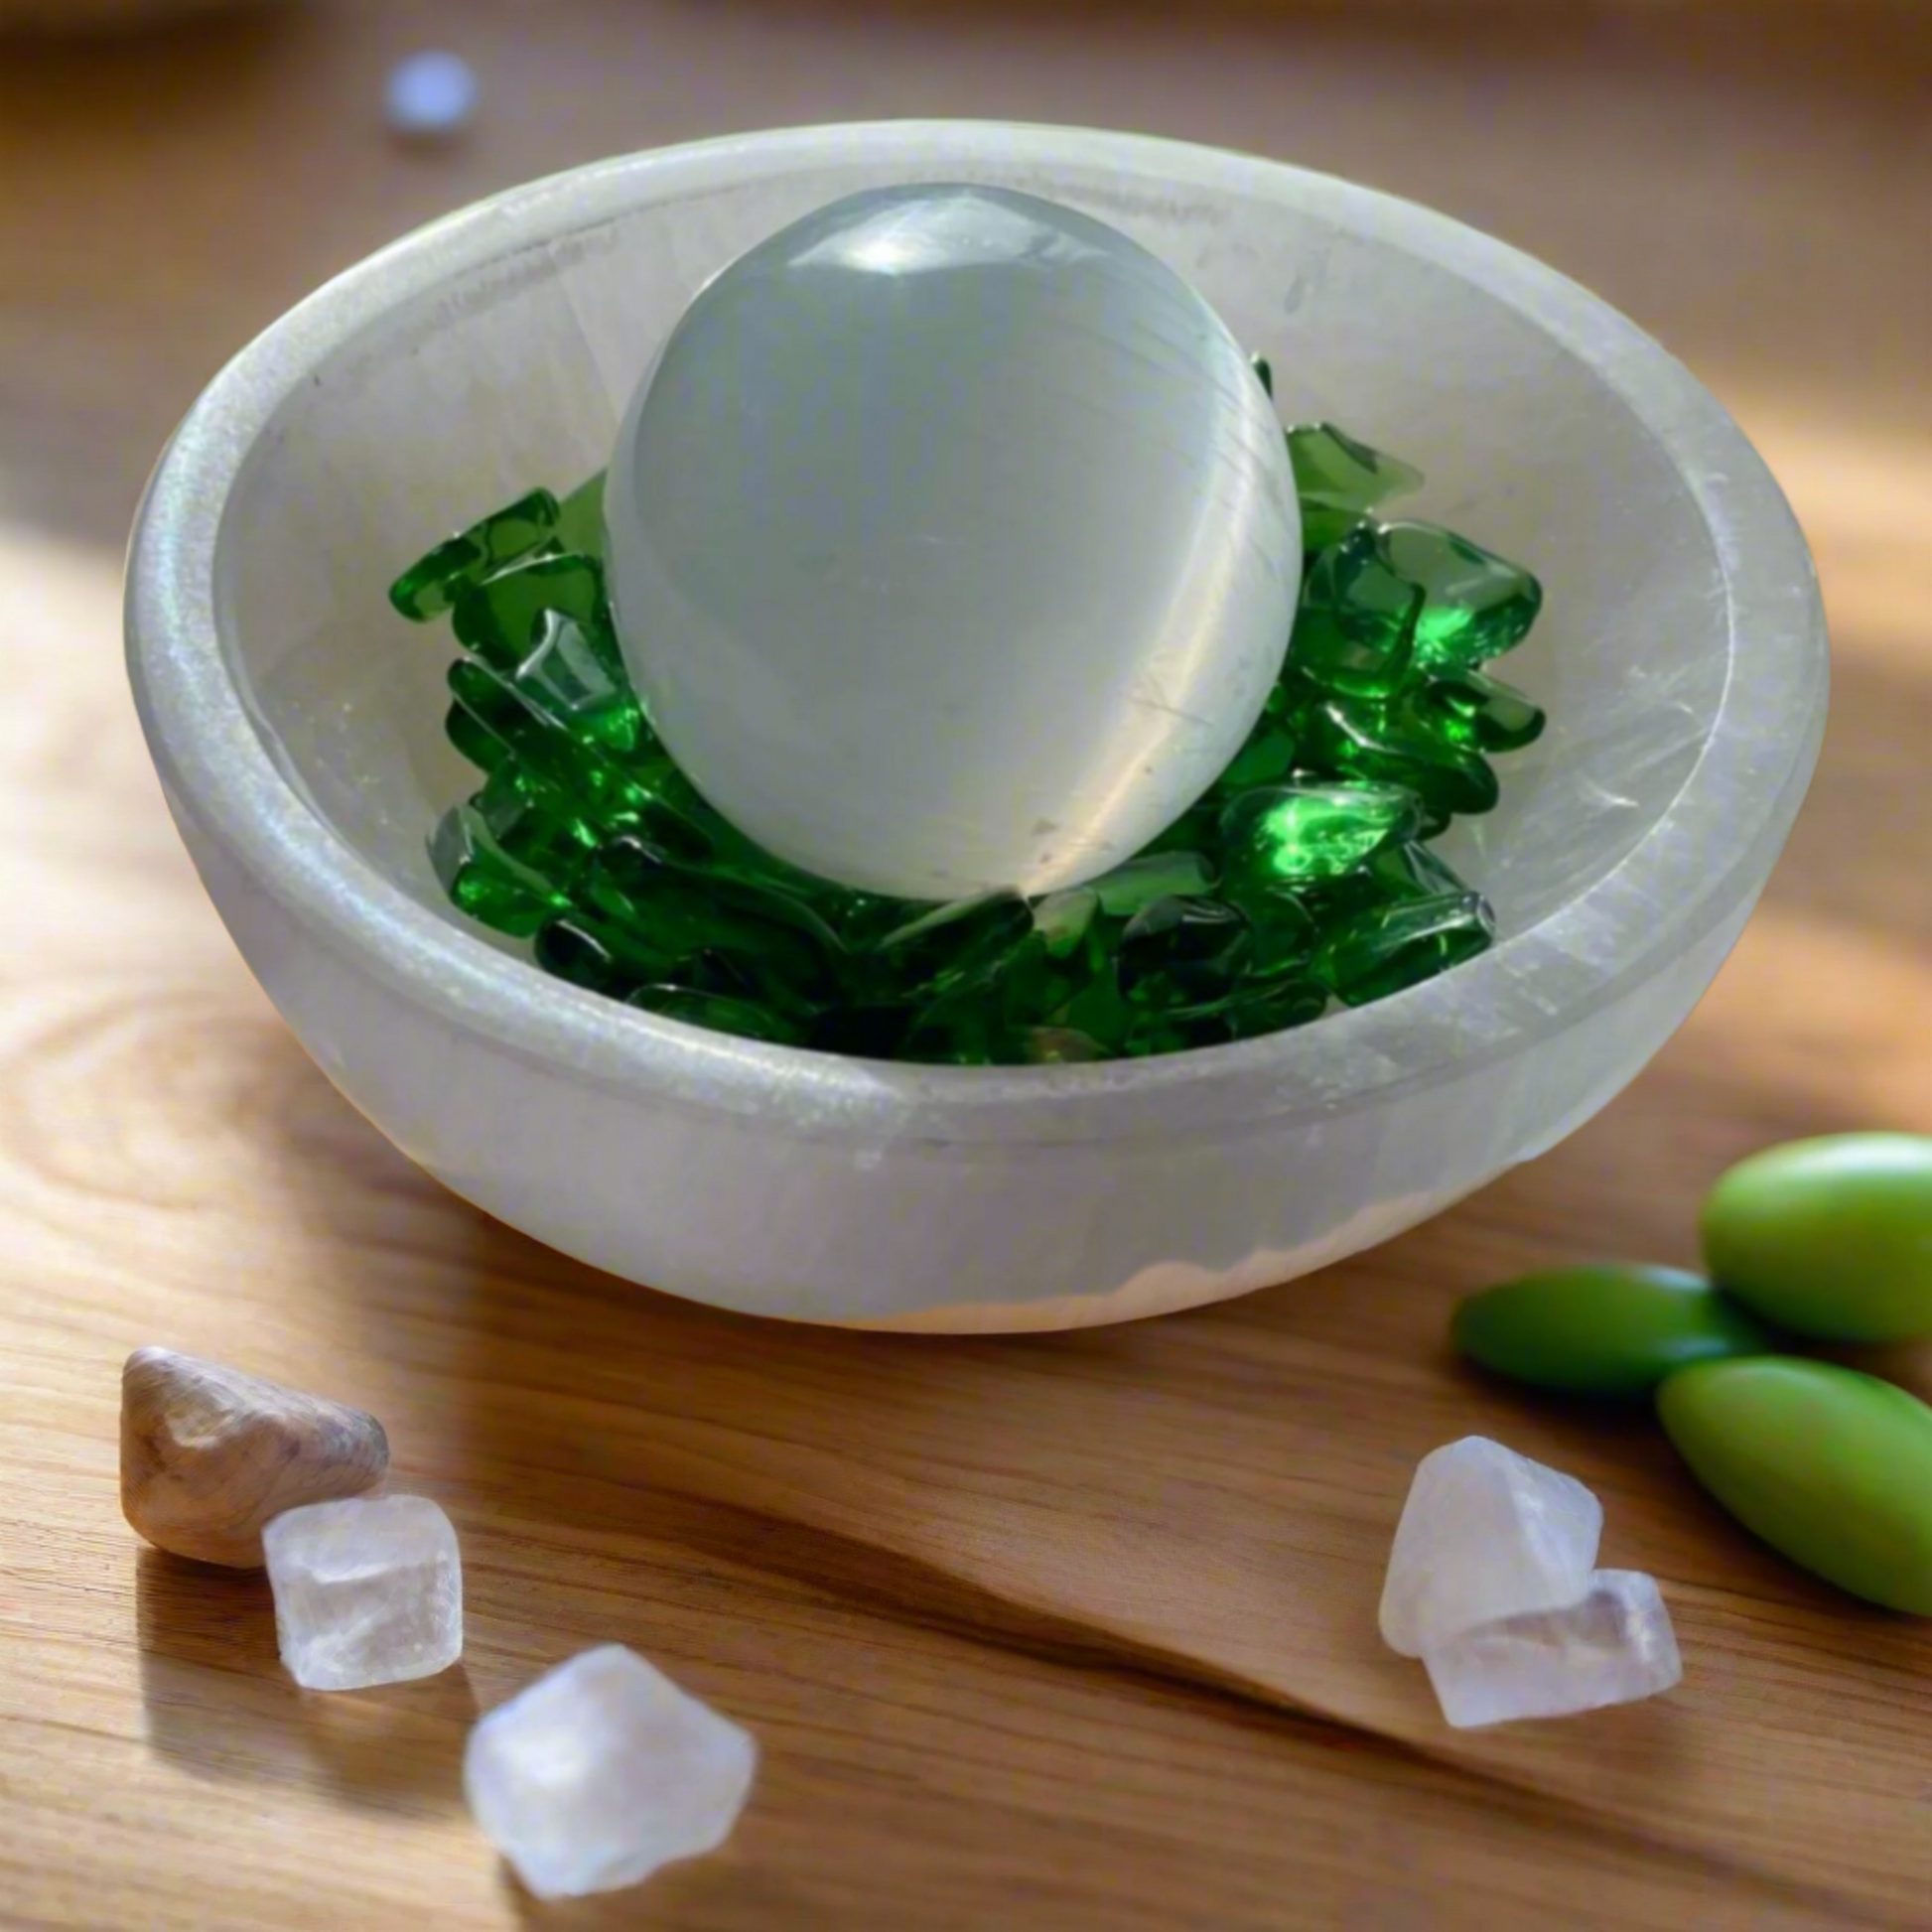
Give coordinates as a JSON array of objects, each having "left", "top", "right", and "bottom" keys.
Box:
[{"left": 215, "top": 135, "right": 1726, "bottom": 968}]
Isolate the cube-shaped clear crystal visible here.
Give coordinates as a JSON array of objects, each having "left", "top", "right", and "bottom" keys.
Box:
[
  {"left": 1423, "top": 1569, "right": 1683, "bottom": 1728},
  {"left": 263, "top": 1494, "right": 463, "bottom": 1692},
  {"left": 465, "top": 1645, "right": 758, "bottom": 1900},
  {"left": 1379, "top": 1437, "right": 1601, "bottom": 1657}
]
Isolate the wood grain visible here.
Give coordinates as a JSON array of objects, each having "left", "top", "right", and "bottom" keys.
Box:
[{"left": 3, "top": 6, "right": 1931, "bottom": 1928}]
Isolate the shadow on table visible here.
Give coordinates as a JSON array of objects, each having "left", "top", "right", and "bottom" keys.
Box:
[{"left": 135, "top": 1545, "right": 478, "bottom": 1815}]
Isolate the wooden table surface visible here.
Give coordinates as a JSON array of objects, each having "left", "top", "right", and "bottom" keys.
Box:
[{"left": 4, "top": 5, "right": 1931, "bottom": 1928}]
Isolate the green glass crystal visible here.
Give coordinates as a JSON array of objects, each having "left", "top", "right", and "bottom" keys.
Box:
[
  {"left": 1299, "top": 692, "right": 1501, "bottom": 819},
  {"left": 471, "top": 760, "right": 598, "bottom": 885},
  {"left": 554, "top": 470, "right": 609, "bottom": 561},
  {"left": 1118, "top": 897, "right": 1252, "bottom": 1015},
  {"left": 514, "top": 609, "right": 646, "bottom": 757},
  {"left": 583, "top": 835, "right": 843, "bottom": 1003},
  {"left": 1088, "top": 850, "right": 1218, "bottom": 918},
  {"left": 1251, "top": 353, "right": 1274, "bottom": 398},
  {"left": 1367, "top": 839, "right": 1471, "bottom": 902},
  {"left": 1287, "top": 425, "right": 1425, "bottom": 550},
  {"left": 1213, "top": 720, "right": 1301, "bottom": 794},
  {"left": 1379, "top": 520, "right": 1542, "bottom": 670},
  {"left": 624, "top": 983, "right": 805, "bottom": 1045},
  {"left": 533, "top": 912, "right": 674, "bottom": 998},
  {"left": 1412, "top": 668, "right": 1547, "bottom": 755},
  {"left": 451, "top": 553, "right": 608, "bottom": 671},
  {"left": 869, "top": 893, "right": 1035, "bottom": 1000},
  {"left": 1218, "top": 975, "right": 1328, "bottom": 1039},
  {"left": 445, "top": 698, "right": 509, "bottom": 774},
  {"left": 1232, "top": 884, "right": 1321, "bottom": 979},
  {"left": 429, "top": 803, "right": 571, "bottom": 937},
  {"left": 1219, "top": 780, "right": 1422, "bottom": 889},
  {"left": 1291, "top": 526, "right": 1424, "bottom": 699},
  {"left": 447, "top": 657, "right": 648, "bottom": 828},
  {"left": 389, "top": 487, "right": 562, "bottom": 621},
  {"left": 1313, "top": 891, "right": 1497, "bottom": 1006}
]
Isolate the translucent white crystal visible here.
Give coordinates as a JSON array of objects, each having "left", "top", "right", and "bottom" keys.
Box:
[
  {"left": 1423, "top": 1569, "right": 1683, "bottom": 1728},
  {"left": 465, "top": 1645, "right": 759, "bottom": 1900},
  {"left": 1379, "top": 1436, "right": 1602, "bottom": 1657},
  {"left": 263, "top": 1493, "right": 462, "bottom": 1692}
]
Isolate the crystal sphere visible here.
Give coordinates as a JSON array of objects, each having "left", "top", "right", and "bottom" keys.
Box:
[{"left": 605, "top": 184, "right": 1300, "bottom": 900}]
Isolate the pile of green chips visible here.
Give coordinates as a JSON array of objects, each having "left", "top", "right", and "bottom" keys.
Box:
[{"left": 394, "top": 357, "right": 1546, "bottom": 1064}]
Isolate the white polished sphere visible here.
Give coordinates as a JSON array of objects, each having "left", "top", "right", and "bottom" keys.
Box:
[{"left": 605, "top": 184, "right": 1300, "bottom": 900}]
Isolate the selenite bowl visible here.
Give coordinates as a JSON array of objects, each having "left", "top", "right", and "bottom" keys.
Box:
[{"left": 125, "top": 122, "right": 1827, "bottom": 1331}]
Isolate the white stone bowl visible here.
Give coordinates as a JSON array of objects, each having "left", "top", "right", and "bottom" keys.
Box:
[{"left": 125, "top": 122, "right": 1827, "bottom": 1331}]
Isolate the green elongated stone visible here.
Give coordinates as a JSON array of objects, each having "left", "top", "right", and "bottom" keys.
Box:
[
  {"left": 1287, "top": 425, "right": 1425, "bottom": 549},
  {"left": 1314, "top": 890, "right": 1496, "bottom": 1005},
  {"left": 389, "top": 487, "right": 561, "bottom": 621},
  {"left": 533, "top": 912, "right": 674, "bottom": 998},
  {"left": 514, "top": 610, "right": 645, "bottom": 757},
  {"left": 1412, "top": 669, "right": 1547, "bottom": 755},
  {"left": 1118, "top": 897, "right": 1251, "bottom": 1014},
  {"left": 1658, "top": 1358, "right": 1932, "bottom": 1613},
  {"left": 1291, "top": 526, "right": 1424, "bottom": 699},
  {"left": 1220, "top": 780, "right": 1421, "bottom": 888},
  {"left": 1379, "top": 519, "right": 1542, "bottom": 669},
  {"left": 1366, "top": 839, "right": 1469, "bottom": 902},
  {"left": 1700, "top": 1134, "right": 1932, "bottom": 1342},
  {"left": 1089, "top": 850, "right": 1218, "bottom": 918},
  {"left": 1213, "top": 720, "right": 1301, "bottom": 794},
  {"left": 624, "top": 983, "right": 805, "bottom": 1045},
  {"left": 1216, "top": 974, "right": 1327, "bottom": 1040},
  {"left": 429, "top": 803, "right": 571, "bottom": 937},
  {"left": 445, "top": 699, "right": 509, "bottom": 774},
  {"left": 447, "top": 658, "right": 648, "bottom": 828},
  {"left": 870, "top": 893, "right": 1035, "bottom": 998},
  {"left": 471, "top": 761, "right": 597, "bottom": 885},
  {"left": 1300, "top": 691, "right": 1501, "bottom": 819},
  {"left": 554, "top": 470, "right": 609, "bottom": 560},
  {"left": 451, "top": 553, "right": 607, "bottom": 670},
  {"left": 584, "top": 836, "right": 842, "bottom": 1001},
  {"left": 1452, "top": 1264, "right": 1773, "bottom": 1399},
  {"left": 1231, "top": 884, "right": 1320, "bottom": 979}
]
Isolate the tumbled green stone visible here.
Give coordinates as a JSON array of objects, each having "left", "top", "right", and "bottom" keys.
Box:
[
  {"left": 1231, "top": 884, "right": 1320, "bottom": 979},
  {"left": 471, "top": 761, "right": 598, "bottom": 884},
  {"left": 1412, "top": 669, "right": 1547, "bottom": 755},
  {"left": 429, "top": 803, "right": 570, "bottom": 937},
  {"left": 1300, "top": 692, "right": 1501, "bottom": 819},
  {"left": 1379, "top": 520, "right": 1542, "bottom": 670},
  {"left": 624, "top": 983, "right": 805, "bottom": 1045},
  {"left": 1251, "top": 353, "right": 1274, "bottom": 398},
  {"left": 1366, "top": 839, "right": 1470, "bottom": 902},
  {"left": 1089, "top": 850, "right": 1218, "bottom": 918},
  {"left": 1219, "top": 780, "right": 1421, "bottom": 888},
  {"left": 533, "top": 912, "right": 673, "bottom": 998},
  {"left": 447, "top": 658, "right": 648, "bottom": 826},
  {"left": 583, "top": 835, "right": 842, "bottom": 1001},
  {"left": 1218, "top": 975, "right": 1328, "bottom": 1039},
  {"left": 1213, "top": 720, "right": 1301, "bottom": 794},
  {"left": 554, "top": 470, "right": 609, "bottom": 561},
  {"left": 451, "top": 553, "right": 607, "bottom": 671},
  {"left": 1313, "top": 890, "right": 1496, "bottom": 1005},
  {"left": 1136, "top": 798, "right": 1223, "bottom": 858},
  {"left": 445, "top": 699, "right": 508, "bottom": 774},
  {"left": 1118, "top": 897, "right": 1252, "bottom": 1014},
  {"left": 389, "top": 487, "right": 562, "bottom": 621},
  {"left": 1452, "top": 1264, "right": 1772, "bottom": 1400},
  {"left": 870, "top": 893, "right": 1035, "bottom": 999},
  {"left": 514, "top": 610, "right": 645, "bottom": 756},
  {"left": 1287, "top": 425, "right": 1425, "bottom": 549},
  {"left": 1291, "top": 526, "right": 1424, "bottom": 699}
]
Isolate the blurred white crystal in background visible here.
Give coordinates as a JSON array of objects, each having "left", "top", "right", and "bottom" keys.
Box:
[
  {"left": 263, "top": 1493, "right": 463, "bottom": 1692},
  {"left": 1423, "top": 1569, "right": 1684, "bottom": 1728},
  {"left": 1379, "top": 1436, "right": 1603, "bottom": 1657},
  {"left": 465, "top": 1644, "right": 759, "bottom": 1900}
]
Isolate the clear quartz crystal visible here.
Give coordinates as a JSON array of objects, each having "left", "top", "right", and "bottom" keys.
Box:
[
  {"left": 262, "top": 1494, "right": 463, "bottom": 1692},
  {"left": 464, "top": 1644, "right": 759, "bottom": 1900},
  {"left": 1423, "top": 1569, "right": 1683, "bottom": 1728},
  {"left": 1379, "top": 1437, "right": 1602, "bottom": 1658}
]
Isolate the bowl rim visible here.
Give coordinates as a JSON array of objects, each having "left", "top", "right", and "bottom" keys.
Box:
[{"left": 125, "top": 119, "right": 1828, "bottom": 1148}]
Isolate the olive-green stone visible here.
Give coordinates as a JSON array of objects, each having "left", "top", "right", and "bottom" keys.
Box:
[
  {"left": 1658, "top": 1357, "right": 1932, "bottom": 1613},
  {"left": 1701, "top": 1134, "right": 1932, "bottom": 1342},
  {"left": 1452, "top": 1264, "right": 1772, "bottom": 1399}
]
